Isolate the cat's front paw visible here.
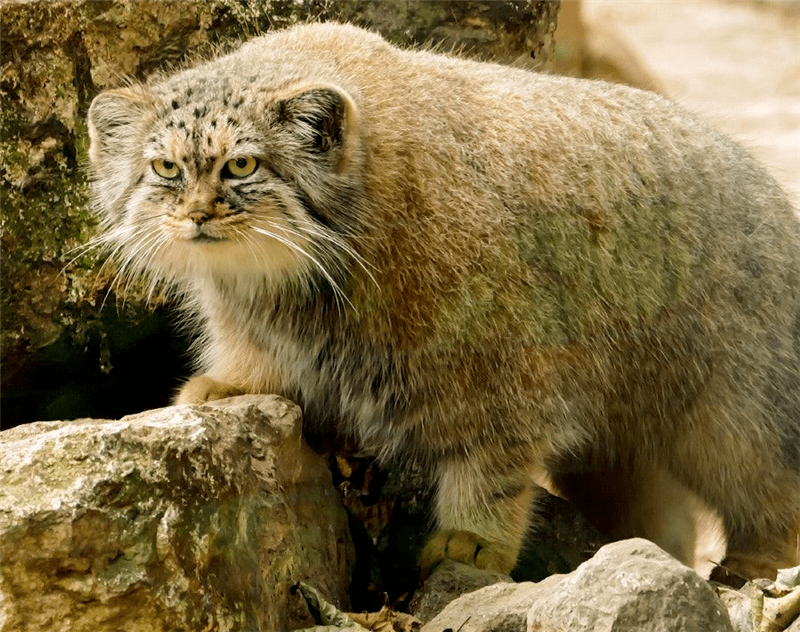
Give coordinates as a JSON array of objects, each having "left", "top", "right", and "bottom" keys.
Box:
[
  {"left": 419, "top": 529, "right": 516, "bottom": 576},
  {"left": 175, "top": 375, "right": 244, "bottom": 404}
]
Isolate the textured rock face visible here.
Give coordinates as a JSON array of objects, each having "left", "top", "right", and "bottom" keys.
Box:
[
  {"left": 420, "top": 581, "right": 537, "bottom": 632},
  {"left": 408, "top": 559, "right": 514, "bottom": 622},
  {"left": 421, "top": 539, "right": 735, "bottom": 632},
  {"left": 0, "top": 395, "right": 352, "bottom": 631},
  {"left": 525, "top": 539, "right": 734, "bottom": 632}
]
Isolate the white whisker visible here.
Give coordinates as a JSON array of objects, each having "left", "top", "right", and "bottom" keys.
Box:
[
  {"left": 256, "top": 218, "right": 354, "bottom": 311},
  {"left": 286, "top": 215, "right": 379, "bottom": 290},
  {"left": 59, "top": 238, "right": 104, "bottom": 277},
  {"left": 250, "top": 224, "right": 353, "bottom": 312}
]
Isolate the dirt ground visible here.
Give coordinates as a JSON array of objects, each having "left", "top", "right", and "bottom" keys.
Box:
[{"left": 581, "top": 0, "right": 800, "bottom": 209}]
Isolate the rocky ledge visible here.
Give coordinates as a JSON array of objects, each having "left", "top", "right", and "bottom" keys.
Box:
[
  {"left": 2, "top": 396, "right": 798, "bottom": 631},
  {"left": 0, "top": 395, "right": 352, "bottom": 631}
]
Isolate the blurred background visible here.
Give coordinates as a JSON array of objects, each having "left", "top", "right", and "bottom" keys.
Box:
[{"left": 558, "top": 0, "right": 799, "bottom": 208}]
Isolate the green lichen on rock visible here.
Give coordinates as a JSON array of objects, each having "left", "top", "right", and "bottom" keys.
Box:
[
  {"left": 0, "top": 395, "right": 353, "bottom": 630},
  {"left": 1, "top": 98, "right": 97, "bottom": 344}
]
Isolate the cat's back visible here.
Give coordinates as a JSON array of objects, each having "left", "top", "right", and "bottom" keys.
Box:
[
  {"left": 166, "top": 22, "right": 798, "bottom": 329},
  {"left": 219, "top": 23, "right": 797, "bottom": 221}
]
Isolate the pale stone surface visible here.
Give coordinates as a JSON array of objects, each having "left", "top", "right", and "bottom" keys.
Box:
[
  {"left": 420, "top": 581, "right": 537, "bottom": 632},
  {"left": 712, "top": 565, "right": 800, "bottom": 632},
  {"left": 421, "top": 539, "right": 735, "bottom": 632},
  {"left": 0, "top": 395, "right": 352, "bottom": 631},
  {"left": 525, "top": 539, "right": 734, "bottom": 632},
  {"left": 715, "top": 585, "right": 758, "bottom": 632},
  {"left": 409, "top": 559, "right": 513, "bottom": 622}
]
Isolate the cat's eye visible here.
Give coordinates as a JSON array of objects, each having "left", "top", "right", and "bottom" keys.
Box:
[
  {"left": 152, "top": 159, "right": 181, "bottom": 179},
  {"left": 224, "top": 156, "right": 258, "bottom": 179}
]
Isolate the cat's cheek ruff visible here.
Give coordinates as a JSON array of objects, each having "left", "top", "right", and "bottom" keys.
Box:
[{"left": 147, "top": 225, "right": 315, "bottom": 297}]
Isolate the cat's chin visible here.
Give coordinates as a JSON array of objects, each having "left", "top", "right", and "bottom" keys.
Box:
[
  {"left": 190, "top": 233, "right": 226, "bottom": 244},
  {"left": 154, "top": 238, "right": 311, "bottom": 292}
]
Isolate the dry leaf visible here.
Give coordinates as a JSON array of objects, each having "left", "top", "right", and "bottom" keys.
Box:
[
  {"left": 348, "top": 606, "right": 422, "bottom": 631},
  {"left": 293, "top": 582, "right": 369, "bottom": 631}
]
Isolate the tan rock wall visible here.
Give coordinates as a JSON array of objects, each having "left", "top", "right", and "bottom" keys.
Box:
[{"left": 0, "top": 395, "right": 352, "bottom": 630}]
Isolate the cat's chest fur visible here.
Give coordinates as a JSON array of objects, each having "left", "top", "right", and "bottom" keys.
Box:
[{"left": 197, "top": 277, "right": 407, "bottom": 446}]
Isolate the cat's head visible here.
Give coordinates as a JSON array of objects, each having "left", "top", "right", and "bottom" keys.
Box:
[{"left": 87, "top": 76, "right": 365, "bottom": 299}]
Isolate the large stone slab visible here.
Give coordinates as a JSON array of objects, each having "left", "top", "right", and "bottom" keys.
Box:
[
  {"left": 0, "top": 395, "right": 352, "bottom": 631},
  {"left": 421, "top": 539, "right": 734, "bottom": 632},
  {"left": 525, "top": 539, "right": 733, "bottom": 632}
]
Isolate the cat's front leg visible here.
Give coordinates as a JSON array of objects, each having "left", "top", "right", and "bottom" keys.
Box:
[
  {"left": 174, "top": 374, "right": 245, "bottom": 404},
  {"left": 419, "top": 455, "right": 539, "bottom": 575}
]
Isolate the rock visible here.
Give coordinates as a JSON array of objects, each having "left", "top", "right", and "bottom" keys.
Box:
[
  {"left": 712, "top": 565, "right": 800, "bottom": 632},
  {"left": 525, "top": 539, "right": 734, "bottom": 632},
  {"left": 715, "top": 584, "right": 758, "bottom": 632},
  {"left": 420, "top": 581, "right": 539, "bottom": 632},
  {"left": 778, "top": 566, "right": 800, "bottom": 589},
  {"left": 409, "top": 559, "right": 514, "bottom": 622},
  {"left": 421, "top": 539, "right": 734, "bottom": 632},
  {"left": 0, "top": 395, "right": 352, "bottom": 631},
  {"left": 763, "top": 588, "right": 800, "bottom": 632}
]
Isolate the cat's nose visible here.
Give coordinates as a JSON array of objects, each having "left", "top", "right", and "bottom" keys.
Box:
[{"left": 187, "top": 209, "right": 211, "bottom": 225}]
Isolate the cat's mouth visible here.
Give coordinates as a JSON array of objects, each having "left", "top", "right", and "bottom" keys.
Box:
[
  {"left": 191, "top": 233, "right": 226, "bottom": 244},
  {"left": 183, "top": 223, "right": 227, "bottom": 243}
]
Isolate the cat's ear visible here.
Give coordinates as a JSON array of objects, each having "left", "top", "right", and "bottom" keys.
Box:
[
  {"left": 276, "top": 86, "right": 360, "bottom": 166},
  {"left": 88, "top": 85, "right": 159, "bottom": 164}
]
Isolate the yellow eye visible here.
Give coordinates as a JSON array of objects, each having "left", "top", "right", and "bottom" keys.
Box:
[
  {"left": 152, "top": 159, "right": 181, "bottom": 179},
  {"left": 225, "top": 156, "right": 258, "bottom": 178}
]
